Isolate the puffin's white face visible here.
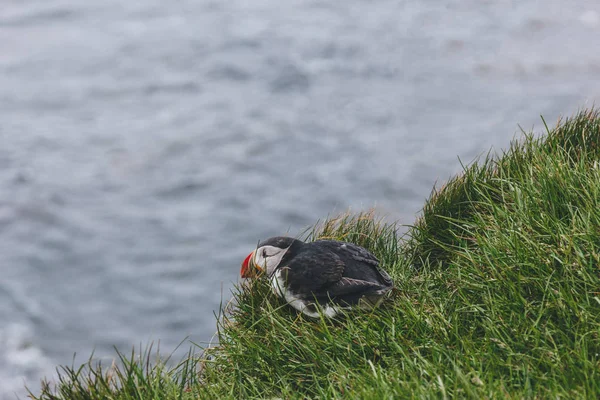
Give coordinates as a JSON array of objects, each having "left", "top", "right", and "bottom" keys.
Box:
[{"left": 241, "top": 245, "right": 289, "bottom": 278}]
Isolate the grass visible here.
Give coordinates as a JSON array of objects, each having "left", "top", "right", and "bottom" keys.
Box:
[{"left": 30, "top": 109, "right": 600, "bottom": 399}]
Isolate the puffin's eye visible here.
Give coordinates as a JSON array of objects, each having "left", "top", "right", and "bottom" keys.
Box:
[{"left": 262, "top": 249, "right": 267, "bottom": 258}]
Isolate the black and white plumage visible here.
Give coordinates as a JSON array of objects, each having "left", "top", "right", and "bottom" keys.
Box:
[{"left": 240, "top": 236, "right": 393, "bottom": 318}]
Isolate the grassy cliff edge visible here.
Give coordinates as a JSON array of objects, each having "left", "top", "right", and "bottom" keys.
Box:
[{"left": 32, "top": 110, "right": 600, "bottom": 399}]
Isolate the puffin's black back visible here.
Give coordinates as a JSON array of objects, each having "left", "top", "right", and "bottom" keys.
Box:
[{"left": 310, "top": 240, "right": 392, "bottom": 288}]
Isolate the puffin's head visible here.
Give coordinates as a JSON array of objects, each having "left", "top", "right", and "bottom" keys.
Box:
[{"left": 240, "top": 236, "right": 299, "bottom": 278}]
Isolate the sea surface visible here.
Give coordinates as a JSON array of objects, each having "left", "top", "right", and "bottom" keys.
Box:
[{"left": 1, "top": 0, "right": 599, "bottom": 397}]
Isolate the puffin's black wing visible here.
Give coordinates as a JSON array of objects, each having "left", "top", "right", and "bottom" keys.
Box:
[
  {"left": 281, "top": 246, "right": 345, "bottom": 295},
  {"left": 313, "top": 240, "right": 393, "bottom": 288}
]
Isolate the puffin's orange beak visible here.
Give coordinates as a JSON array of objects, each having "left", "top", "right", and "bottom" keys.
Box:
[{"left": 241, "top": 251, "right": 262, "bottom": 278}]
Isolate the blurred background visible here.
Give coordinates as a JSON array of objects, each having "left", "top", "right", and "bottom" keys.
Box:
[{"left": 1, "top": 0, "right": 599, "bottom": 397}]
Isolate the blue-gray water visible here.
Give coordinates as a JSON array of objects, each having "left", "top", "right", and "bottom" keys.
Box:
[{"left": 1, "top": 0, "right": 600, "bottom": 397}]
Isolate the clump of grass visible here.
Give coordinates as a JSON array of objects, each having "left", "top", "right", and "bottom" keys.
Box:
[
  {"left": 407, "top": 108, "right": 600, "bottom": 270},
  {"left": 30, "top": 109, "right": 600, "bottom": 399},
  {"left": 30, "top": 344, "right": 202, "bottom": 400}
]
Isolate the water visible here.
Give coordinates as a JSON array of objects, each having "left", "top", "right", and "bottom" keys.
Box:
[{"left": 1, "top": 0, "right": 599, "bottom": 397}]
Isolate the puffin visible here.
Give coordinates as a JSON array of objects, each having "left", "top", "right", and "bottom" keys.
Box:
[{"left": 240, "top": 236, "right": 394, "bottom": 318}]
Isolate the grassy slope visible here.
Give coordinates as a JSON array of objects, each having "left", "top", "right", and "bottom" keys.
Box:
[{"left": 33, "top": 110, "right": 600, "bottom": 399}]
